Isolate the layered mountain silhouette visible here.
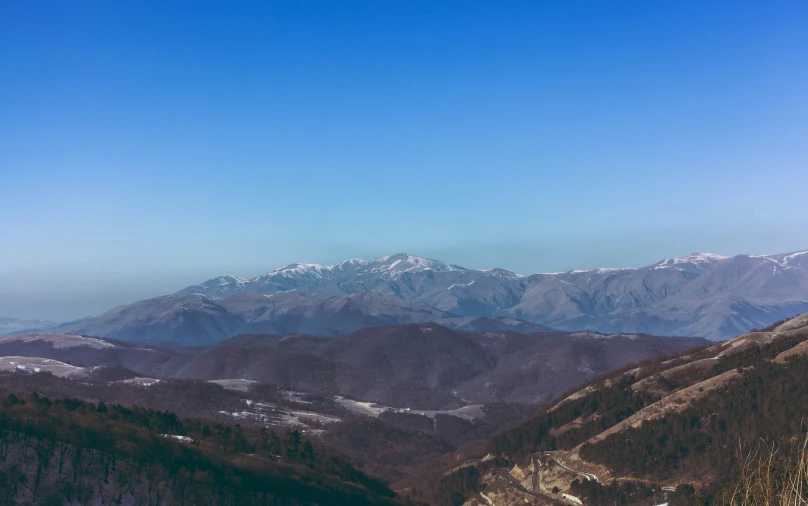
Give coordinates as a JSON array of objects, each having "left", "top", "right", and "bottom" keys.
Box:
[
  {"left": 54, "top": 290, "right": 551, "bottom": 346},
  {"left": 53, "top": 250, "right": 808, "bottom": 344}
]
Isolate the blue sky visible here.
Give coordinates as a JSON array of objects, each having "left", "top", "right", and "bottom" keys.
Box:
[{"left": 2, "top": 1, "right": 808, "bottom": 320}]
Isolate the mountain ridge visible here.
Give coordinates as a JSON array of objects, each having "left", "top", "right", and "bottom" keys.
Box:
[
  {"left": 441, "top": 311, "right": 808, "bottom": 506},
  {"left": 177, "top": 250, "right": 808, "bottom": 340},
  {"left": 24, "top": 249, "right": 808, "bottom": 343},
  {"left": 0, "top": 324, "right": 708, "bottom": 409},
  {"left": 54, "top": 291, "right": 553, "bottom": 346}
]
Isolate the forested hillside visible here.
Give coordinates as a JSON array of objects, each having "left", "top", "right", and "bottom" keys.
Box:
[
  {"left": 0, "top": 392, "right": 401, "bottom": 505},
  {"left": 414, "top": 313, "right": 808, "bottom": 506}
]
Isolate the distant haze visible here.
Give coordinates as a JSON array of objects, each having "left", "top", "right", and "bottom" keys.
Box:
[{"left": 2, "top": 2, "right": 807, "bottom": 321}]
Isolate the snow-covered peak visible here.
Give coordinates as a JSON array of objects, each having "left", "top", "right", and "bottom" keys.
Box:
[
  {"left": 269, "top": 262, "right": 326, "bottom": 272},
  {"left": 261, "top": 258, "right": 369, "bottom": 279},
  {"left": 569, "top": 267, "right": 633, "bottom": 275},
  {"left": 483, "top": 267, "right": 524, "bottom": 279},
  {"left": 653, "top": 252, "right": 729, "bottom": 269},
  {"left": 368, "top": 253, "right": 465, "bottom": 275},
  {"left": 180, "top": 275, "right": 250, "bottom": 298},
  {"left": 337, "top": 258, "right": 368, "bottom": 267},
  {"left": 215, "top": 275, "right": 249, "bottom": 284},
  {"left": 264, "top": 263, "right": 331, "bottom": 278}
]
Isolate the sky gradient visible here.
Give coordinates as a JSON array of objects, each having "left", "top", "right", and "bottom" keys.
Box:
[{"left": 2, "top": 1, "right": 808, "bottom": 321}]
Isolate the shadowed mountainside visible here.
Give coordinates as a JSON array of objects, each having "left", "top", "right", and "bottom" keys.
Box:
[
  {"left": 55, "top": 291, "right": 552, "bottom": 346},
  {"left": 0, "top": 325, "right": 707, "bottom": 409}
]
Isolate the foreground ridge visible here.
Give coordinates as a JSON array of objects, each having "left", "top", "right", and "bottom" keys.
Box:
[{"left": 419, "top": 312, "right": 808, "bottom": 506}]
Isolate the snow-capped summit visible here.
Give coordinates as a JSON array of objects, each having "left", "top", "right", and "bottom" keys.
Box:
[
  {"left": 482, "top": 267, "right": 523, "bottom": 280},
  {"left": 169, "top": 249, "right": 808, "bottom": 340},
  {"left": 263, "top": 263, "right": 331, "bottom": 278},
  {"left": 216, "top": 275, "right": 249, "bottom": 284},
  {"left": 180, "top": 274, "right": 249, "bottom": 298},
  {"left": 367, "top": 253, "right": 465, "bottom": 276},
  {"left": 653, "top": 252, "right": 730, "bottom": 269}
]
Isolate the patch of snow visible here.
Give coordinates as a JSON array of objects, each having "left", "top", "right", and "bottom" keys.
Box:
[
  {"left": 782, "top": 251, "right": 808, "bottom": 265},
  {"left": 447, "top": 280, "right": 476, "bottom": 291},
  {"left": 162, "top": 434, "right": 193, "bottom": 443},
  {"left": 563, "top": 494, "right": 583, "bottom": 505},
  {"left": 752, "top": 251, "right": 808, "bottom": 269}
]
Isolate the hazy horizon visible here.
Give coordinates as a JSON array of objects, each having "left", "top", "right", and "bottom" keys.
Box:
[{"left": 3, "top": 1, "right": 808, "bottom": 321}]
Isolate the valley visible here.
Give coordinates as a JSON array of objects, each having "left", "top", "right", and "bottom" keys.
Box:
[{"left": 3, "top": 312, "right": 808, "bottom": 505}]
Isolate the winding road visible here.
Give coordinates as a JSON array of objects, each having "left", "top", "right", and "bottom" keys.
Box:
[
  {"left": 487, "top": 452, "right": 603, "bottom": 505},
  {"left": 549, "top": 457, "right": 600, "bottom": 484},
  {"left": 491, "top": 466, "right": 565, "bottom": 505}
]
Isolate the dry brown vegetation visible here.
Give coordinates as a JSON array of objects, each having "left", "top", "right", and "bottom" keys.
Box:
[{"left": 721, "top": 435, "right": 808, "bottom": 506}]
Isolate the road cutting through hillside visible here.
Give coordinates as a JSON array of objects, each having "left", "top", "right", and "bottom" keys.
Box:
[
  {"left": 493, "top": 467, "right": 565, "bottom": 505},
  {"left": 479, "top": 492, "right": 495, "bottom": 505},
  {"left": 534, "top": 452, "right": 601, "bottom": 484},
  {"left": 531, "top": 453, "right": 540, "bottom": 492},
  {"left": 486, "top": 452, "right": 602, "bottom": 505}
]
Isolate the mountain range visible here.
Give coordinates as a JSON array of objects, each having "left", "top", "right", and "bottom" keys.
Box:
[{"left": 46, "top": 250, "right": 808, "bottom": 344}]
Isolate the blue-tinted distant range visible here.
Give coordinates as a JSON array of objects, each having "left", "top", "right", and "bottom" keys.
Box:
[{"left": 4, "top": 250, "right": 800, "bottom": 344}]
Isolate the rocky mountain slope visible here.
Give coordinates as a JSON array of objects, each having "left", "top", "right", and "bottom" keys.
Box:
[{"left": 429, "top": 312, "right": 808, "bottom": 506}]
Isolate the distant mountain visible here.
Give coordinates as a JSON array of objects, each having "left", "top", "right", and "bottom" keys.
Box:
[
  {"left": 54, "top": 295, "right": 247, "bottom": 346},
  {"left": 56, "top": 290, "right": 552, "bottom": 346},
  {"left": 0, "top": 316, "right": 57, "bottom": 335},
  {"left": 177, "top": 251, "right": 808, "bottom": 340},
  {"left": 53, "top": 250, "right": 808, "bottom": 344}
]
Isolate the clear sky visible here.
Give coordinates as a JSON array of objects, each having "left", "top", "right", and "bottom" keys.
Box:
[{"left": 2, "top": 1, "right": 808, "bottom": 321}]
